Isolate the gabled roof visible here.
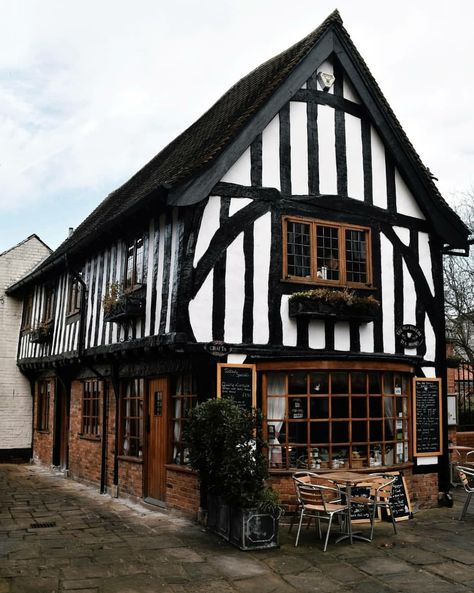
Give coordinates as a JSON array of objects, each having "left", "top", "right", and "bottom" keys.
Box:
[
  {"left": 0, "top": 234, "right": 51, "bottom": 259},
  {"left": 8, "top": 10, "right": 470, "bottom": 293}
]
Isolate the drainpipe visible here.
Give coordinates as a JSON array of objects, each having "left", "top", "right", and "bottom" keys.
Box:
[{"left": 29, "top": 376, "right": 36, "bottom": 462}]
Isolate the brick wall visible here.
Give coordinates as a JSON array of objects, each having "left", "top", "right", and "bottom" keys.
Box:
[
  {"left": 166, "top": 467, "right": 200, "bottom": 517},
  {"left": 0, "top": 236, "right": 51, "bottom": 452}
]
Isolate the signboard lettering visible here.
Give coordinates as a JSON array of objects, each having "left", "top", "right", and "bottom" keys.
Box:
[
  {"left": 413, "top": 378, "right": 442, "bottom": 457},
  {"left": 217, "top": 364, "right": 256, "bottom": 412}
]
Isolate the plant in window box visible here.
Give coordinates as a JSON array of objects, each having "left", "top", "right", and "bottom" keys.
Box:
[
  {"left": 102, "top": 282, "right": 145, "bottom": 322},
  {"left": 29, "top": 319, "right": 54, "bottom": 344},
  {"left": 288, "top": 288, "right": 380, "bottom": 321},
  {"left": 183, "top": 398, "right": 282, "bottom": 550}
]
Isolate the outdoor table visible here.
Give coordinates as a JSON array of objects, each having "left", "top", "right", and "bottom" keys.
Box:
[{"left": 324, "top": 471, "right": 380, "bottom": 544}]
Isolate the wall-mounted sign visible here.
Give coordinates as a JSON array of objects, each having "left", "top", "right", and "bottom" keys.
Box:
[
  {"left": 217, "top": 363, "right": 256, "bottom": 412},
  {"left": 205, "top": 341, "right": 232, "bottom": 357},
  {"left": 396, "top": 324, "right": 424, "bottom": 348},
  {"left": 412, "top": 378, "right": 442, "bottom": 457}
]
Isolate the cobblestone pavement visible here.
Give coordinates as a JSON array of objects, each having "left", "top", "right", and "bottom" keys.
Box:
[{"left": 1, "top": 464, "right": 474, "bottom": 593}]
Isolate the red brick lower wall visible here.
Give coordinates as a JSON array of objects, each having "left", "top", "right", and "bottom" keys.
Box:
[
  {"left": 454, "top": 431, "right": 474, "bottom": 449},
  {"left": 32, "top": 381, "right": 55, "bottom": 466},
  {"left": 166, "top": 466, "right": 200, "bottom": 517}
]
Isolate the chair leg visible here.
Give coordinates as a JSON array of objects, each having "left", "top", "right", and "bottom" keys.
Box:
[
  {"left": 295, "top": 509, "right": 305, "bottom": 546},
  {"left": 369, "top": 503, "right": 376, "bottom": 541},
  {"left": 459, "top": 492, "right": 472, "bottom": 521},
  {"left": 388, "top": 504, "right": 397, "bottom": 535},
  {"left": 323, "top": 514, "right": 334, "bottom": 552}
]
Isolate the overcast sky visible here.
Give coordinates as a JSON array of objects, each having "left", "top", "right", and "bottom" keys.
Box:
[{"left": 1, "top": 0, "right": 473, "bottom": 253}]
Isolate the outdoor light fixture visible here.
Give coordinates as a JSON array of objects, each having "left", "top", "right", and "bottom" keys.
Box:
[{"left": 317, "top": 71, "right": 335, "bottom": 91}]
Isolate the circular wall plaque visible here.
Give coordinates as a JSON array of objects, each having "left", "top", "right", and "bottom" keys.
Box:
[{"left": 395, "top": 324, "right": 424, "bottom": 348}]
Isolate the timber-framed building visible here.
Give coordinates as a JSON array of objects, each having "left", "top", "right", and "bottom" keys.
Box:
[{"left": 7, "top": 11, "right": 470, "bottom": 513}]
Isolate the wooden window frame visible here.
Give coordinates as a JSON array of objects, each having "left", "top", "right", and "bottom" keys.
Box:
[
  {"left": 262, "top": 366, "right": 412, "bottom": 471},
  {"left": 282, "top": 215, "right": 373, "bottom": 288},
  {"left": 169, "top": 374, "right": 197, "bottom": 465},
  {"left": 37, "top": 380, "right": 51, "bottom": 431},
  {"left": 42, "top": 285, "right": 56, "bottom": 323},
  {"left": 21, "top": 292, "right": 34, "bottom": 331},
  {"left": 124, "top": 236, "right": 145, "bottom": 291},
  {"left": 119, "top": 379, "right": 144, "bottom": 459},
  {"left": 81, "top": 380, "right": 101, "bottom": 437},
  {"left": 66, "top": 277, "right": 82, "bottom": 317}
]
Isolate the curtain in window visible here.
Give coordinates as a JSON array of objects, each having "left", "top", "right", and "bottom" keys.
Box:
[{"left": 267, "top": 374, "right": 286, "bottom": 465}]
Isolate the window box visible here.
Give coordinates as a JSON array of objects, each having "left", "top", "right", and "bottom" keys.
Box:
[
  {"left": 30, "top": 320, "right": 54, "bottom": 344},
  {"left": 288, "top": 288, "right": 380, "bottom": 322},
  {"left": 103, "top": 287, "right": 146, "bottom": 322}
]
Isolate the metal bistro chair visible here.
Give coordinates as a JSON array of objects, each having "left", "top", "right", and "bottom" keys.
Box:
[
  {"left": 289, "top": 471, "right": 320, "bottom": 533},
  {"left": 457, "top": 465, "right": 474, "bottom": 520},
  {"left": 293, "top": 475, "right": 349, "bottom": 551},
  {"left": 351, "top": 474, "right": 397, "bottom": 541}
]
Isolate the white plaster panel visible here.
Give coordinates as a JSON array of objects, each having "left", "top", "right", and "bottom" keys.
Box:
[
  {"left": 154, "top": 215, "right": 165, "bottom": 336},
  {"left": 334, "top": 321, "right": 351, "bottom": 351},
  {"left": 418, "top": 232, "right": 435, "bottom": 295},
  {"left": 423, "top": 367, "right": 436, "bottom": 378},
  {"left": 394, "top": 226, "right": 410, "bottom": 247},
  {"left": 224, "top": 232, "right": 245, "bottom": 344},
  {"left": 316, "top": 60, "right": 334, "bottom": 94},
  {"left": 308, "top": 319, "right": 325, "bottom": 349},
  {"left": 343, "top": 77, "right": 360, "bottom": 103},
  {"left": 395, "top": 169, "right": 425, "bottom": 220},
  {"left": 280, "top": 295, "right": 297, "bottom": 347},
  {"left": 194, "top": 196, "right": 221, "bottom": 266},
  {"left": 189, "top": 271, "right": 214, "bottom": 343},
  {"left": 229, "top": 197, "right": 252, "bottom": 217},
  {"left": 424, "top": 320, "right": 436, "bottom": 363},
  {"left": 228, "top": 354, "right": 247, "bottom": 364},
  {"left": 371, "top": 126, "right": 387, "bottom": 209},
  {"left": 318, "top": 104, "right": 337, "bottom": 195},
  {"left": 166, "top": 209, "right": 179, "bottom": 333},
  {"left": 290, "top": 101, "right": 308, "bottom": 195},
  {"left": 262, "top": 115, "right": 281, "bottom": 190},
  {"left": 144, "top": 219, "right": 155, "bottom": 336},
  {"left": 381, "top": 234, "right": 395, "bottom": 353},
  {"left": 253, "top": 213, "right": 271, "bottom": 344},
  {"left": 402, "top": 261, "right": 417, "bottom": 325},
  {"left": 221, "top": 147, "right": 251, "bottom": 186},
  {"left": 300, "top": 81, "right": 307, "bottom": 89},
  {"left": 359, "top": 322, "right": 375, "bottom": 353},
  {"left": 112, "top": 242, "right": 123, "bottom": 344},
  {"left": 345, "top": 113, "right": 364, "bottom": 201}
]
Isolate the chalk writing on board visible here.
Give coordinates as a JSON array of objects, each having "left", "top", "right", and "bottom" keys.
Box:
[
  {"left": 413, "top": 378, "right": 442, "bottom": 456},
  {"left": 218, "top": 364, "right": 256, "bottom": 411},
  {"left": 386, "top": 472, "right": 412, "bottom": 521}
]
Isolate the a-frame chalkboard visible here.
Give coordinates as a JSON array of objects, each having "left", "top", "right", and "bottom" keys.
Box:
[
  {"left": 412, "top": 378, "right": 442, "bottom": 457},
  {"left": 217, "top": 364, "right": 256, "bottom": 412},
  {"left": 385, "top": 471, "right": 412, "bottom": 522}
]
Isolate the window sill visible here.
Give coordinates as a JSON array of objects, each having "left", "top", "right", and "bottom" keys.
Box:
[
  {"left": 117, "top": 455, "right": 143, "bottom": 464},
  {"left": 165, "top": 464, "right": 196, "bottom": 474},
  {"left": 36, "top": 429, "right": 51, "bottom": 435},
  {"left": 269, "top": 461, "right": 414, "bottom": 475},
  {"left": 78, "top": 434, "right": 101, "bottom": 442},
  {"left": 65, "top": 311, "right": 81, "bottom": 324},
  {"left": 282, "top": 278, "right": 376, "bottom": 291}
]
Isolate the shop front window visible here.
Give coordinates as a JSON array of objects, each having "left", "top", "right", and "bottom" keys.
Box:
[
  {"left": 264, "top": 368, "right": 410, "bottom": 470},
  {"left": 170, "top": 374, "right": 197, "bottom": 465},
  {"left": 120, "top": 379, "right": 144, "bottom": 458}
]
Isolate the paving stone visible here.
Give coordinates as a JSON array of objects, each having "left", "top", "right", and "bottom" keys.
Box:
[
  {"left": 207, "top": 554, "right": 270, "bottom": 579},
  {"left": 0, "top": 579, "right": 9, "bottom": 593},
  {"left": 10, "top": 576, "right": 58, "bottom": 593},
  {"left": 357, "top": 556, "right": 415, "bottom": 576}
]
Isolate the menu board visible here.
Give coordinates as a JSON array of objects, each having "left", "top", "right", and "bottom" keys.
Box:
[
  {"left": 217, "top": 364, "right": 256, "bottom": 412},
  {"left": 413, "top": 378, "right": 442, "bottom": 457},
  {"left": 385, "top": 471, "right": 412, "bottom": 522},
  {"left": 349, "top": 485, "right": 373, "bottom": 523}
]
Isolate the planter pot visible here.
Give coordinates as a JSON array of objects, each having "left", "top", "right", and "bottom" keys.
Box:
[
  {"left": 288, "top": 298, "right": 378, "bottom": 322},
  {"left": 29, "top": 322, "right": 53, "bottom": 344},
  {"left": 104, "top": 293, "right": 145, "bottom": 322},
  {"left": 207, "top": 494, "right": 279, "bottom": 550}
]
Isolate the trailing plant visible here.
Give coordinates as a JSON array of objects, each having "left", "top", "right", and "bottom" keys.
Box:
[
  {"left": 183, "top": 398, "right": 281, "bottom": 512},
  {"left": 289, "top": 288, "right": 380, "bottom": 315},
  {"left": 102, "top": 282, "right": 122, "bottom": 314}
]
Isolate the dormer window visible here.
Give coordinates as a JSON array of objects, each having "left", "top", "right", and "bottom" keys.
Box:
[
  {"left": 283, "top": 216, "right": 372, "bottom": 287},
  {"left": 125, "top": 237, "right": 144, "bottom": 290}
]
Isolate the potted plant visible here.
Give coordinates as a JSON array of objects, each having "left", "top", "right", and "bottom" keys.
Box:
[
  {"left": 29, "top": 319, "right": 54, "bottom": 344},
  {"left": 102, "top": 282, "right": 145, "bottom": 322},
  {"left": 183, "top": 398, "right": 282, "bottom": 550},
  {"left": 288, "top": 288, "right": 380, "bottom": 321}
]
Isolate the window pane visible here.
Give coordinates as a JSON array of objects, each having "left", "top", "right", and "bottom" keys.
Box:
[
  {"left": 346, "top": 229, "right": 368, "bottom": 284},
  {"left": 286, "top": 221, "right": 311, "bottom": 277},
  {"left": 288, "top": 372, "right": 307, "bottom": 394},
  {"left": 351, "top": 372, "right": 366, "bottom": 394},
  {"left": 317, "top": 226, "right": 339, "bottom": 281},
  {"left": 310, "top": 397, "right": 329, "bottom": 418},
  {"left": 352, "top": 396, "right": 367, "bottom": 418},
  {"left": 309, "top": 372, "right": 329, "bottom": 394},
  {"left": 332, "top": 372, "right": 348, "bottom": 394},
  {"left": 332, "top": 396, "right": 349, "bottom": 419}
]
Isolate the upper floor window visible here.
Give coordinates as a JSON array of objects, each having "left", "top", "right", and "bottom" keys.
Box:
[
  {"left": 283, "top": 217, "right": 372, "bottom": 287},
  {"left": 21, "top": 292, "right": 34, "bottom": 330},
  {"left": 125, "top": 237, "right": 144, "bottom": 290},
  {"left": 66, "top": 277, "right": 82, "bottom": 316},
  {"left": 42, "top": 285, "right": 55, "bottom": 323}
]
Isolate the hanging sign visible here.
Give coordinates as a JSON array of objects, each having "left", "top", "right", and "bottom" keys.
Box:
[
  {"left": 412, "top": 378, "right": 442, "bottom": 457},
  {"left": 217, "top": 363, "right": 256, "bottom": 412},
  {"left": 396, "top": 324, "right": 424, "bottom": 348},
  {"left": 205, "top": 341, "right": 232, "bottom": 357}
]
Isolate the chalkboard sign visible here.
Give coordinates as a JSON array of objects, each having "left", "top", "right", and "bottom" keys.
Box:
[
  {"left": 385, "top": 471, "right": 412, "bottom": 522},
  {"left": 217, "top": 364, "right": 256, "bottom": 412},
  {"left": 349, "top": 485, "right": 375, "bottom": 524},
  {"left": 413, "top": 378, "right": 442, "bottom": 457}
]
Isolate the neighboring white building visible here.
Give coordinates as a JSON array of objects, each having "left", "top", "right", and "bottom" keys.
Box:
[{"left": 0, "top": 235, "right": 51, "bottom": 461}]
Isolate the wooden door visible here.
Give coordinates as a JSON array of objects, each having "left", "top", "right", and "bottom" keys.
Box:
[{"left": 145, "top": 377, "right": 168, "bottom": 504}]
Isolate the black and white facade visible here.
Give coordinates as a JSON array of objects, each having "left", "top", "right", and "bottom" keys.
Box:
[{"left": 8, "top": 11, "right": 470, "bottom": 510}]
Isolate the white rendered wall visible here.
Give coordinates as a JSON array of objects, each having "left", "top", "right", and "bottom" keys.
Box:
[
  {"left": 253, "top": 212, "right": 271, "bottom": 344},
  {"left": 290, "top": 101, "right": 309, "bottom": 194},
  {"left": 0, "top": 236, "right": 51, "bottom": 451},
  {"left": 221, "top": 147, "right": 251, "bottom": 186},
  {"left": 280, "top": 295, "right": 297, "bottom": 346},
  {"left": 224, "top": 232, "right": 245, "bottom": 344},
  {"left": 318, "top": 104, "right": 337, "bottom": 195},
  {"left": 371, "top": 127, "right": 387, "bottom": 209},
  {"left": 262, "top": 115, "right": 281, "bottom": 189},
  {"left": 345, "top": 113, "right": 364, "bottom": 200},
  {"left": 381, "top": 234, "right": 395, "bottom": 354}
]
